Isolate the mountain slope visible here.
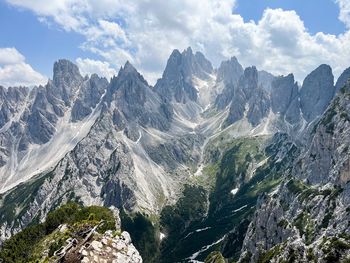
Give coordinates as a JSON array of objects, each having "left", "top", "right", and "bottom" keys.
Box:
[{"left": 0, "top": 47, "right": 350, "bottom": 263}]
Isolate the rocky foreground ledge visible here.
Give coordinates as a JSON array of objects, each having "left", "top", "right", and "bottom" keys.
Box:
[
  {"left": 80, "top": 230, "right": 142, "bottom": 263},
  {"left": 0, "top": 203, "right": 142, "bottom": 263}
]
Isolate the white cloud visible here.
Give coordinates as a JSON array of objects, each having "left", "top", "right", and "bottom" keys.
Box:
[
  {"left": 5, "top": 0, "right": 350, "bottom": 84},
  {"left": 336, "top": 0, "right": 350, "bottom": 28},
  {"left": 0, "top": 48, "right": 47, "bottom": 87},
  {"left": 0, "top": 48, "right": 25, "bottom": 65},
  {"left": 76, "top": 57, "right": 116, "bottom": 79}
]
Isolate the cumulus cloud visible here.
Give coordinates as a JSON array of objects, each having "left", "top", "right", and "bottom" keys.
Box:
[
  {"left": 76, "top": 57, "right": 116, "bottom": 79},
  {"left": 336, "top": 0, "right": 350, "bottom": 28},
  {"left": 0, "top": 48, "right": 47, "bottom": 87},
  {"left": 5, "top": 0, "right": 350, "bottom": 84}
]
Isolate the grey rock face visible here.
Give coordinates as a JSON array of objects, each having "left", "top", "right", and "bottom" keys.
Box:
[
  {"left": 271, "top": 74, "right": 297, "bottom": 115},
  {"left": 52, "top": 59, "right": 84, "bottom": 106},
  {"left": 225, "top": 66, "right": 271, "bottom": 127},
  {"left": 294, "top": 85, "right": 350, "bottom": 185},
  {"left": 215, "top": 82, "right": 235, "bottom": 110},
  {"left": 300, "top": 64, "right": 335, "bottom": 122},
  {"left": 155, "top": 47, "right": 213, "bottom": 103},
  {"left": 217, "top": 57, "right": 243, "bottom": 85},
  {"left": 107, "top": 61, "right": 172, "bottom": 131},
  {"left": 335, "top": 67, "right": 350, "bottom": 92},
  {"left": 284, "top": 96, "right": 301, "bottom": 124},
  {"left": 247, "top": 88, "right": 270, "bottom": 126},
  {"left": 226, "top": 88, "right": 246, "bottom": 125},
  {"left": 71, "top": 74, "right": 108, "bottom": 122},
  {"left": 258, "top": 70, "right": 275, "bottom": 91},
  {"left": 240, "top": 66, "right": 259, "bottom": 99},
  {"left": 0, "top": 86, "right": 29, "bottom": 129},
  {"left": 239, "top": 85, "right": 350, "bottom": 262},
  {"left": 215, "top": 57, "right": 243, "bottom": 110}
]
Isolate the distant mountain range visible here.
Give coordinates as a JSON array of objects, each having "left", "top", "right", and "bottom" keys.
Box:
[{"left": 0, "top": 47, "right": 350, "bottom": 262}]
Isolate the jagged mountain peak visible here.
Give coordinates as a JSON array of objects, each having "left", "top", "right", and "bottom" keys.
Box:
[
  {"left": 113, "top": 61, "right": 149, "bottom": 88},
  {"left": 53, "top": 59, "right": 83, "bottom": 87},
  {"left": 217, "top": 56, "right": 243, "bottom": 85},
  {"left": 300, "top": 63, "right": 335, "bottom": 122},
  {"left": 122, "top": 60, "right": 138, "bottom": 73},
  {"left": 162, "top": 46, "right": 213, "bottom": 80},
  {"left": 155, "top": 47, "right": 214, "bottom": 103},
  {"left": 239, "top": 66, "right": 259, "bottom": 98}
]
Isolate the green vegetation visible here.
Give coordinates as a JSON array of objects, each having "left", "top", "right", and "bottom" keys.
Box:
[
  {"left": 205, "top": 251, "right": 226, "bottom": 263},
  {"left": 0, "top": 172, "right": 51, "bottom": 227},
  {"left": 209, "top": 137, "right": 267, "bottom": 209},
  {"left": 277, "top": 219, "right": 289, "bottom": 229},
  {"left": 159, "top": 135, "right": 299, "bottom": 262},
  {"left": 286, "top": 179, "right": 308, "bottom": 194},
  {"left": 306, "top": 248, "right": 317, "bottom": 262},
  {"left": 0, "top": 203, "right": 116, "bottom": 263},
  {"left": 257, "top": 244, "right": 281, "bottom": 263},
  {"left": 320, "top": 236, "right": 350, "bottom": 263},
  {"left": 293, "top": 211, "right": 315, "bottom": 244},
  {"left": 239, "top": 251, "right": 252, "bottom": 263},
  {"left": 120, "top": 210, "right": 160, "bottom": 263},
  {"left": 320, "top": 98, "right": 339, "bottom": 134},
  {"left": 160, "top": 184, "right": 207, "bottom": 262}
]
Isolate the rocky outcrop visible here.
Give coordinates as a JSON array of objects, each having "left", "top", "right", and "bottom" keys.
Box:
[
  {"left": 154, "top": 47, "right": 213, "bottom": 103},
  {"left": 225, "top": 66, "right": 271, "bottom": 127},
  {"left": 81, "top": 231, "right": 142, "bottom": 263},
  {"left": 215, "top": 57, "right": 243, "bottom": 110},
  {"left": 258, "top": 70, "right": 275, "bottom": 91},
  {"left": 0, "top": 59, "right": 108, "bottom": 190},
  {"left": 216, "top": 57, "right": 243, "bottom": 85},
  {"left": 238, "top": 83, "right": 350, "bottom": 263},
  {"left": 71, "top": 74, "right": 108, "bottom": 122},
  {"left": 52, "top": 59, "right": 84, "bottom": 106},
  {"left": 107, "top": 61, "right": 172, "bottom": 131},
  {"left": 271, "top": 74, "right": 297, "bottom": 115},
  {"left": 300, "top": 64, "right": 335, "bottom": 122},
  {"left": 336, "top": 67, "right": 350, "bottom": 92}
]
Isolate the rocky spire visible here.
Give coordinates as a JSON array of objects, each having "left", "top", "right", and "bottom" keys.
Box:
[
  {"left": 154, "top": 47, "right": 213, "bottom": 103},
  {"left": 300, "top": 64, "right": 335, "bottom": 122}
]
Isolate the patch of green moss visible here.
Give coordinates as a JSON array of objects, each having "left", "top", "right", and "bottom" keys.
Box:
[
  {"left": 286, "top": 179, "right": 308, "bottom": 195},
  {"left": 204, "top": 251, "right": 226, "bottom": 263},
  {"left": 0, "top": 203, "right": 116, "bottom": 263}
]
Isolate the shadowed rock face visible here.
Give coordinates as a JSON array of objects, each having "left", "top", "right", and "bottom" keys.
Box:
[
  {"left": 0, "top": 86, "right": 29, "bottom": 129},
  {"left": 336, "top": 67, "right": 350, "bottom": 92},
  {"left": 1, "top": 48, "right": 350, "bottom": 263},
  {"left": 217, "top": 57, "right": 243, "bottom": 85},
  {"left": 107, "top": 61, "right": 172, "bottom": 131},
  {"left": 215, "top": 57, "right": 244, "bottom": 110},
  {"left": 300, "top": 64, "right": 335, "bottom": 122},
  {"left": 240, "top": 84, "right": 350, "bottom": 263},
  {"left": 154, "top": 47, "right": 213, "bottom": 103},
  {"left": 240, "top": 66, "right": 259, "bottom": 99},
  {"left": 258, "top": 70, "right": 275, "bottom": 91},
  {"left": 71, "top": 74, "right": 108, "bottom": 122},
  {"left": 225, "top": 66, "right": 271, "bottom": 127},
  {"left": 271, "top": 74, "right": 297, "bottom": 115},
  {"left": 53, "top": 59, "right": 84, "bottom": 106}
]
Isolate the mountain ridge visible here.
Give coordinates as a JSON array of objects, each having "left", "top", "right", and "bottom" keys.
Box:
[{"left": 0, "top": 47, "right": 350, "bottom": 262}]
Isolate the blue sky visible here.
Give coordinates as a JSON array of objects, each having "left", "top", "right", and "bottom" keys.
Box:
[
  {"left": 0, "top": 0, "right": 350, "bottom": 86},
  {"left": 235, "top": 0, "right": 345, "bottom": 35}
]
